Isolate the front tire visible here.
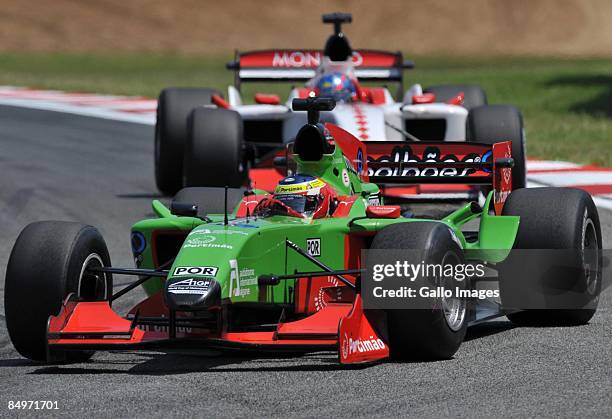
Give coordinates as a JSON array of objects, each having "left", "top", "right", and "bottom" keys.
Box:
[
  {"left": 370, "top": 222, "right": 467, "bottom": 360},
  {"left": 499, "top": 188, "right": 602, "bottom": 326},
  {"left": 155, "top": 87, "right": 221, "bottom": 196},
  {"left": 4, "top": 221, "right": 112, "bottom": 362}
]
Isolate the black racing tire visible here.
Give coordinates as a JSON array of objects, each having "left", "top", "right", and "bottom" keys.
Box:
[
  {"left": 467, "top": 104, "right": 527, "bottom": 189},
  {"left": 424, "top": 84, "right": 487, "bottom": 110},
  {"left": 499, "top": 188, "right": 602, "bottom": 326},
  {"left": 155, "top": 87, "right": 221, "bottom": 196},
  {"left": 5, "top": 221, "right": 112, "bottom": 362},
  {"left": 370, "top": 222, "right": 467, "bottom": 360},
  {"left": 183, "top": 107, "right": 245, "bottom": 188},
  {"left": 173, "top": 187, "right": 247, "bottom": 215}
]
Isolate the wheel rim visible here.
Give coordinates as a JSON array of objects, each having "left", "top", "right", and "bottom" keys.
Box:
[
  {"left": 78, "top": 253, "right": 107, "bottom": 300},
  {"left": 440, "top": 251, "right": 467, "bottom": 331},
  {"left": 582, "top": 217, "right": 599, "bottom": 297}
]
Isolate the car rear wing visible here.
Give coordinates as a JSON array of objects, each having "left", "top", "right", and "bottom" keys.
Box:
[
  {"left": 364, "top": 141, "right": 512, "bottom": 184},
  {"left": 365, "top": 141, "right": 514, "bottom": 213},
  {"left": 326, "top": 124, "right": 514, "bottom": 212},
  {"left": 226, "top": 49, "right": 413, "bottom": 88}
]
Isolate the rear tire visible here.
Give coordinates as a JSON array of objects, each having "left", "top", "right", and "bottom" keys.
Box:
[
  {"left": 424, "top": 84, "right": 487, "bottom": 109},
  {"left": 370, "top": 222, "right": 467, "bottom": 360},
  {"left": 173, "top": 187, "right": 246, "bottom": 215},
  {"left": 155, "top": 87, "right": 221, "bottom": 196},
  {"left": 499, "top": 188, "right": 602, "bottom": 326},
  {"left": 183, "top": 107, "right": 245, "bottom": 188},
  {"left": 467, "top": 104, "right": 527, "bottom": 189},
  {"left": 5, "top": 221, "right": 112, "bottom": 362}
]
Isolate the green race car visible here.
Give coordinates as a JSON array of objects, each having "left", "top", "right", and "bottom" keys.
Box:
[{"left": 4, "top": 98, "right": 602, "bottom": 365}]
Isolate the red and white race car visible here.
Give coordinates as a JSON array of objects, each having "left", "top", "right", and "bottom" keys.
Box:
[{"left": 155, "top": 12, "right": 526, "bottom": 199}]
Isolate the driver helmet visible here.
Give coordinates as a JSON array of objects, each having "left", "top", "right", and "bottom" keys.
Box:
[
  {"left": 273, "top": 174, "right": 336, "bottom": 218},
  {"left": 315, "top": 72, "right": 357, "bottom": 103}
]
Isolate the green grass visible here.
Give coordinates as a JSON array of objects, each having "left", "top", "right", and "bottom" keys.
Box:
[{"left": 1, "top": 52, "right": 611, "bottom": 165}]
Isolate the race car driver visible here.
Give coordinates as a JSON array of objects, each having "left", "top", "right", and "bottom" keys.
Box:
[
  {"left": 312, "top": 71, "right": 359, "bottom": 103},
  {"left": 255, "top": 174, "right": 338, "bottom": 219}
]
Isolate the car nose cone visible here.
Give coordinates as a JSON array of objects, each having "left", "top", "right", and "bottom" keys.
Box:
[{"left": 164, "top": 277, "right": 221, "bottom": 311}]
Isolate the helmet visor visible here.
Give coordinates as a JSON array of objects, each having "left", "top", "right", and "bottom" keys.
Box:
[{"left": 275, "top": 194, "right": 319, "bottom": 216}]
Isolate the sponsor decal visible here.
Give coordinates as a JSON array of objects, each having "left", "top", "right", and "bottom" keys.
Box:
[
  {"left": 184, "top": 229, "right": 245, "bottom": 248},
  {"left": 341, "top": 169, "right": 351, "bottom": 187},
  {"left": 238, "top": 268, "right": 257, "bottom": 287},
  {"left": 229, "top": 260, "right": 240, "bottom": 297},
  {"left": 368, "top": 145, "right": 485, "bottom": 178},
  {"left": 343, "top": 157, "right": 357, "bottom": 175},
  {"left": 342, "top": 333, "right": 386, "bottom": 358},
  {"left": 187, "top": 235, "right": 216, "bottom": 244},
  {"left": 167, "top": 278, "right": 212, "bottom": 295},
  {"left": 141, "top": 324, "right": 193, "bottom": 333},
  {"left": 307, "top": 238, "right": 321, "bottom": 257},
  {"left": 184, "top": 237, "right": 234, "bottom": 249},
  {"left": 173, "top": 266, "right": 218, "bottom": 276},
  {"left": 229, "top": 260, "right": 257, "bottom": 297},
  {"left": 356, "top": 148, "right": 364, "bottom": 175},
  {"left": 274, "top": 178, "right": 325, "bottom": 194},
  {"left": 341, "top": 333, "right": 349, "bottom": 359},
  {"left": 314, "top": 276, "right": 343, "bottom": 311},
  {"left": 367, "top": 193, "right": 381, "bottom": 206},
  {"left": 275, "top": 184, "right": 308, "bottom": 194},
  {"left": 271, "top": 51, "right": 363, "bottom": 68}
]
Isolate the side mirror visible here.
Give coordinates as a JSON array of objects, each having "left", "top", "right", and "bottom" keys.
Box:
[
  {"left": 402, "top": 60, "right": 415, "bottom": 69},
  {"left": 366, "top": 205, "right": 401, "bottom": 219},
  {"left": 170, "top": 202, "right": 198, "bottom": 218},
  {"left": 273, "top": 156, "right": 287, "bottom": 167},
  {"left": 255, "top": 93, "right": 281, "bottom": 105}
]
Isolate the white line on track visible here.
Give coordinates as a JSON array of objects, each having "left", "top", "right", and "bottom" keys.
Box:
[{"left": 0, "top": 97, "right": 155, "bottom": 125}]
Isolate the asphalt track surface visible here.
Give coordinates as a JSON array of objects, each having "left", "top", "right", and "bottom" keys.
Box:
[{"left": 0, "top": 105, "right": 610, "bottom": 417}]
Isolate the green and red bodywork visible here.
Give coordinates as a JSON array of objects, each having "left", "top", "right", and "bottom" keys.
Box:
[{"left": 47, "top": 122, "right": 519, "bottom": 364}]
